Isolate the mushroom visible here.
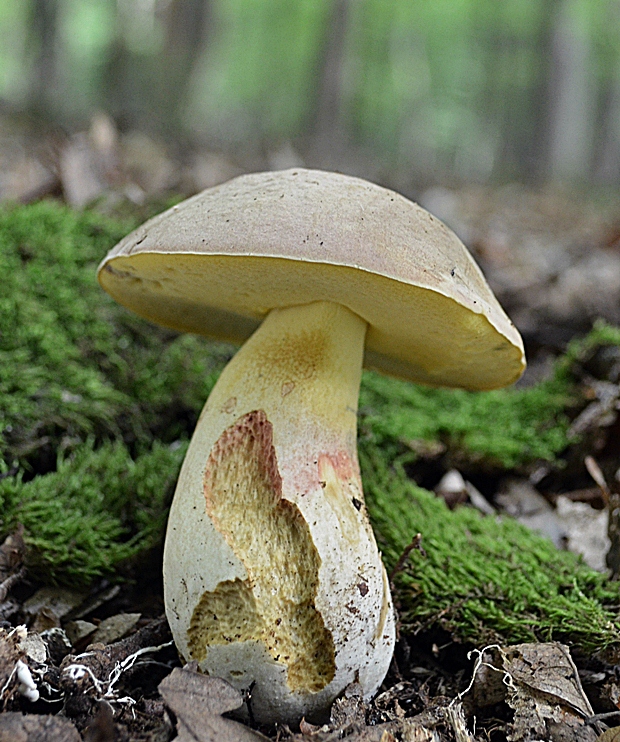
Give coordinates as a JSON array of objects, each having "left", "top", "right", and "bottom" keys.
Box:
[{"left": 98, "top": 169, "right": 525, "bottom": 725}]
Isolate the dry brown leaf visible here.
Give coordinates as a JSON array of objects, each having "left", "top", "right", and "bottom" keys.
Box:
[
  {"left": 555, "top": 496, "right": 609, "bottom": 572},
  {"left": 0, "top": 628, "right": 26, "bottom": 709},
  {"left": 24, "top": 586, "right": 88, "bottom": 631},
  {"left": 0, "top": 527, "right": 25, "bottom": 582},
  {"left": 471, "top": 643, "right": 597, "bottom": 741},
  {"left": 502, "top": 643, "right": 594, "bottom": 718},
  {"left": 90, "top": 612, "right": 141, "bottom": 645},
  {"left": 299, "top": 718, "right": 326, "bottom": 735},
  {"left": 496, "top": 479, "right": 565, "bottom": 547},
  {"left": 158, "top": 666, "right": 269, "bottom": 742},
  {"left": 598, "top": 727, "right": 620, "bottom": 742}
]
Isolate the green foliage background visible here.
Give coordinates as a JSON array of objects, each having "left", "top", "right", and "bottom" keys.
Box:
[{"left": 1, "top": 0, "right": 618, "bottom": 181}]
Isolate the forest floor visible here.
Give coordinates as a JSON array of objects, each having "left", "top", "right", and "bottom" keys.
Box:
[{"left": 2, "top": 113, "right": 620, "bottom": 741}]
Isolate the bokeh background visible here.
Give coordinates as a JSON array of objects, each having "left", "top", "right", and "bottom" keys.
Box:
[
  {"left": 2, "top": 0, "right": 620, "bottom": 187},
  {"left": 3, "top": 0, "right": 620, "bottom": 354}
]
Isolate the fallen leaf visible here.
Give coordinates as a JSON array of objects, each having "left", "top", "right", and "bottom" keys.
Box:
[
  {"left": 18, "top": 631, "right": 47, "bottom": 664},
  {"left": 158, "top": 666, "right": 269, "bottom": 741},
  {"left": 68, "top": 584, "right": 121, "bottom": 620},
  {"left": 23, "top": 587, "right": 87, "bottom": 631},
  {"left": 496, "top": 479, "right": 566, "bottom": 547},
  {"left": 598, "top": 727, "right": 620, "bottom": 742},
  {"left": 557, "top": 495, "right": 610, "bottom": 571},
  {"left": 64, "top": 620, "right": 97, "bottom": 648},
  {"left": 90, "top": 612, "right": 141, "bottom": 645},
  {"left": 471, "top": 643, "right": 598, "bottom": 742},
  {"left": 502, "top": 643, "right": 594, "bottom": 718},
  {"left": 0, "top": 627, "right": 27, "bottom": 709},
  {"left": 0, "top": 527, "right": 25, "bottom": 582}
]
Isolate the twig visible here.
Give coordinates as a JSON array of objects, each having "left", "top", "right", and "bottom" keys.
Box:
[
  {"left": 0, "top": 567, "right": 26, "bottom": 603},
  {"left": 587, "top": 710, "right": 620, "bottom": 723},
  {"left": 585, "top": 455, "right": 610, "bottom": 506},
  {"left": 389, "top": 533, "right": 425, "bottom": 591}
]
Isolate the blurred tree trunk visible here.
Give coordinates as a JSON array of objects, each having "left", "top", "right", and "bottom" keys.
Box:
[
  {"left": 103, "top": 0, "right": 210, "bottom": 136},
  {"left": 491, "top": 1, "right": 558, "bottom": 182},
  {"left": 158, "top": 0, "right": 211, "bottom": 137},
  {"left": 27, "top": 0, "right": 60, "bottom": 120},
  {"left": 102, "top": 5, "right": 147, "bottom": 131},
  {"left": 594, "top": 0, "right": 620, "bottom": 182},
  {"left": 595, "top": 69, "right": 620, "bottom": 183},
  {"left": 546, "top": 0, "right": 595, "bottom": 180},
  {"left": 311, "top": 0, "right": 350, "bottom": 163}
]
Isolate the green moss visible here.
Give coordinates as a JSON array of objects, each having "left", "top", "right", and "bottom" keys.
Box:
[
  {"left": 0, "top": 199, "right": 228, "bottom": 583},
  {"left": 0, "top": 200, "right": 229, "bottom": 469},
  {"left": 557, "top": 321, "right": 620, "bottom": 373},
  {"left": 358, "top": 320, "right": 620, "bottom": 471},
  {"left": 358, "top": 321, "right": 620, "bottom": 472},
  {"left": 362, "top": 447, "right": 620, "bottom": 652},
  {"left": 3, "top": 199, "right": 620, "bottom": 652},
  {"left": 0, "top": 439, "right": 186, "bottom": 585},
  {"left": 359, "top": 368, "right": 574, "bottom": 470}
]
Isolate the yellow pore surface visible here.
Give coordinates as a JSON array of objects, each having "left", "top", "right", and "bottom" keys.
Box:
[{"left": 100, "top": 253, "right": 524, "bottom": 391}]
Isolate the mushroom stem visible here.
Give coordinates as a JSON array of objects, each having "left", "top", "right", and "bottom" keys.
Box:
[{"left": 163, "top": 300, "right": 394, "bottom": 724}]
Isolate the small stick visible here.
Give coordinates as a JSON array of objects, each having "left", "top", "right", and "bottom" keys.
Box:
[
  {"left": 0, "top": 567, "right": 26, "bottom": 603},
  {"left": 389, "top": 533, "right": 425, "bottom": 591},
  {"left": 585, "top": 455, "right": 611, "bottom": 506}
]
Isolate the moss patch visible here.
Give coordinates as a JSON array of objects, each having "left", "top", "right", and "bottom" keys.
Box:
[
  {"left": 359, "top": 321, "right": 620, "bottom": 471},
  {"left": 0, "top": 439, "right": 186, "bottom": 585},
  {"left": 362, "top": 448, "right": 620, "bottom": 653},
  {"left": 359, "top": 368, "right": 572, "bottom": 470},
  {"left": 0, "top": 200, "right": 229, "bottom": 471},
  {"left": 2, "top": 199, "right": 620, "bottom": 650}
]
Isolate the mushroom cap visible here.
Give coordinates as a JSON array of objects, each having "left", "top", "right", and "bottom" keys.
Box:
[{"left": 98, "top": 168, "right": 525, "bottom": 390}]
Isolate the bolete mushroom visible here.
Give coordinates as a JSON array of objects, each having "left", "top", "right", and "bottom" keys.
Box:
[{"left": 98, "top": 169, "right": 525, "bottom": 725}]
